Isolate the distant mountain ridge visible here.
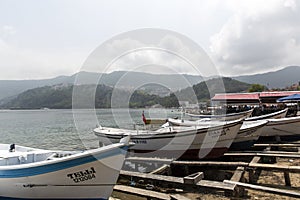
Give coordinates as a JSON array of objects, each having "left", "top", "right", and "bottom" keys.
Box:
[
  {"left": 0, "top": 65, "right": 299, "bottom": 101},
  {"left": 232, "top": 66, "right": 300, "bottom": 88},
  {"left": 0, "top": 77, "right": 250, "bottom": 109},
  {"left": 0, "top": 84, "right": 179, "bottom": 109},
  {"left": 0, "top": 71, "right": 204, "bottom": 100}
]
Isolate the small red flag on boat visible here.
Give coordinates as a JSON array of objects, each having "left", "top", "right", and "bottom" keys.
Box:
[{"left": 142, "top": 111, "right": 147, "bottom": 124}]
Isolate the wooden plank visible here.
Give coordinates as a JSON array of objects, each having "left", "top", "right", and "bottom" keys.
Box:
[
  {"left": 225, "top": 151, "right": 300, "bottom": 158},
  {"left": 249, "top": 163, "right": 282, "bottom": 170},
  {"left": 249, "top": 163, "right": 287, "bottom": 170},
  {"left": 257, "top": 153, "right": 300, "bottom": 158},
  {"left": 248, "top": 163, "right": 300, "bottom": 173},
  {"left": 250, "top": 156, "right": 261, "bottom": 164},
  {"left": 254, "top": 143, "right": 300, "bottom": 147},
  {"left": 170, "top": 194, "right": 191, "bottom": 200},
  {"left": 248, "top": 169, "right": 255, "bottom": 184},
  {"left": 120, "top": 170, "right": 235, "bottom": 191},
  {"left": 263, "top": 150, "right": 300, "bottom": 155},
  {"left": 223, "top": 180, "right": 300, "bottom": 198},
  {"left": 114, "top": 185, "right": 170, "bottom": 200},
  {"left": 284, "top": 171, "right": 291, "bottom": 186},
  {"left": 149, "top": 164, "right": 170, "bottom": 175},
  {"left": 197, "top": 180, "right": 235, "bottom": 191},
  {"left": 120, "top": 170, "right": 183, "bottom": 183},
  {"left": 172, "top": 161, "right": 249, "bottom": 167},
  {"left": 230, "top": 167, "right": 245, "bottom": 182},
  {"left": 224, "top": 152, "right": 257, "bottom": 156},
  {"left": 126, "top": 157, "right": 173, "bottom": 164}
]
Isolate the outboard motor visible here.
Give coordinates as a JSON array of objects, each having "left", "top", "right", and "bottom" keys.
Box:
[{"left": 9, "top": 144, "right": 15, "bottom": 152}]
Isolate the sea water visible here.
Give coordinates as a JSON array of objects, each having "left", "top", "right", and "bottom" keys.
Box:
[{"left": 0, "top": 108, "right": 180, "bottom": 151}]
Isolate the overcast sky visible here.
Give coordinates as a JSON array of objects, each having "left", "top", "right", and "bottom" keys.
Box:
[{"left": 0, "top": 0, "right": 299, "bottom": 79}]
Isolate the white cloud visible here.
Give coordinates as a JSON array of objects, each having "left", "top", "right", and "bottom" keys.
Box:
[
  {"left": 210, "top": 0, "right": 300, "bottom": 75},
  {"left": 0, "top": 34, "right": 87, "bottom": 80},
  {"left": 85, "top": 32, "right": 217, "bottom": 76}
]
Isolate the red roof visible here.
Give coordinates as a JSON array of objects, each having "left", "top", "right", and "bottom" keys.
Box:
[
  {"left": 212, "top": 93, "right": 259, "bottom": 100},
  {"left": 260, "top": 91, "right": 300, "bottom": 97},
  {"left": 212, "top": 91, "right": 300, "bottom": 102}
]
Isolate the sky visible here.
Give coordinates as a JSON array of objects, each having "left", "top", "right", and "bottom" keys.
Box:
[{"left": 0, "top": 0, "right": 299, "bottom": 79}]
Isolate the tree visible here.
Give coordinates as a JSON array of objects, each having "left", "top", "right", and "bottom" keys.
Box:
[{"left": 248, "top": 84, "right": 267, "bottom": 92}]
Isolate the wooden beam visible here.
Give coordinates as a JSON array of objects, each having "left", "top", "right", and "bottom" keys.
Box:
[
  {"left": 114, "top": 185, "right": 170, "bottom": 200},
  {"left": 126, "top": 157, "right": 173, "bottom": 164},
  {"left": 224, "top": 152, "right": 257, "bottom": 157},
  {"left": 223, "top": 180, "right": 300, "bottom": 198},
  {"left": 263, "top": 151, "right": 300, "bottom": 155},
  {"left": 254, "top": 143, "right": 300, "bottom": 147},
  {"left": 249, "top": 155, "right": 260, "bottom": 184},
  {"left": 170, "top": 194, "right": 191, "bottom": 200},
  {"left": 228, "top": 167, "right": 245, "bottom": 197},
  {"left": 225, "top": 151, "right": 300, "bottom": 158},
  {"left": 256, "top": 153, "right": 300, "bottom": 158},
  {"left": 249, "top": 163, "right": 300, "bottom": 173},
  {"left": 149, "top": 164, "right": 170, "bottom": 175},
  {"left": 197, "top": 180, "right": 235, "bottom": 191},
  {"left": 250, "top": 156, "right": 261, "bottom": 165},
  {"left": 120, "top": 170, "right": 183, "bottom": 184},
  {"left": 284, "top": 171, "right": 291, "bottom": 186},
  {"left": 230, "top": 167, "right": 245, "bottom": 182},
  {"left": 120, "top": 170, "right": 235, "bottom": 191},
  {"left": 171, "top": 161, "right": 249, "bottom": 167}
]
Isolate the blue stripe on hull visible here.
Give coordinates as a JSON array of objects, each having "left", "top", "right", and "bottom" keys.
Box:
[{"left": 0, "top": 146, "right": 128, "bottom": 178}]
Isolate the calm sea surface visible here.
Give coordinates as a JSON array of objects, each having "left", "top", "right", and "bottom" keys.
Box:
[{"left": 0, "top": 109, "right": 180, "bottom": 151}]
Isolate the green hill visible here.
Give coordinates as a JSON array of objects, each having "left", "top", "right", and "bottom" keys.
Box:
[
  {"left": 1, "top": 77, "right": 253, "bottom": 109},
  {"left": 1, "top": 84, "right": 179, "bottom": 109},
  {"left": 175, "top": 77, "right": 251, "bottom": 103}
]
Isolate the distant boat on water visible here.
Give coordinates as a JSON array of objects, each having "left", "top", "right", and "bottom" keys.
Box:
[{"left": 0, "top": 137, "right": 130, "bottom": 199}]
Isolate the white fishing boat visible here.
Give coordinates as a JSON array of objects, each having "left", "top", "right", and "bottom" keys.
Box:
[
  {"left": 0, "top": 137, "right": 130, "bottom": 199},
  {"left": 230, "top": 120, "right": 268, "bottom": 150},
  {"left": 94, "top": 119, "right": 243, "bottom": 160},
  {"left": 260, "top": 116, "right": 300, "bottom": 138},
  {"left": 186, "top": 109, "right": 253, "bottom": 121},
  {"left": 167, "top": 118, "right": 268, "bottom": 150},
  {"left": 244, "top": 108, "right": 288, "bottom": 121}
]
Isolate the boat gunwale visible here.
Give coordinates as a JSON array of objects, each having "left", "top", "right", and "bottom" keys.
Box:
[
  {"left": 0, "top": 143, "right": 127, "bottom": 171},
  {"left": 186, "top": 109, "right": 253, "bottom": 119},
  {"left": 94, "top": 119, "right": 243, "bottom": 140}
]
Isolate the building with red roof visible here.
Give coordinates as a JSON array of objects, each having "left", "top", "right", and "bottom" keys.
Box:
[{"left": 212, "top": 91, "right": 300, "bottom": 105}]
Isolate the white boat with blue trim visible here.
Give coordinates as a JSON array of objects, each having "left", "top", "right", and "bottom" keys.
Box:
[{"left": 0, "top": 137, "right": 130, "bottom": 199}]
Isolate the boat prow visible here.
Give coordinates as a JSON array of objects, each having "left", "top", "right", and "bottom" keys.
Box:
[{"left": 0, "top": 138, "right": 130, "bottom": 199}]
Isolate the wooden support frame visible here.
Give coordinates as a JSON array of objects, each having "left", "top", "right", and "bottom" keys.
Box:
[{"left": 223, "top": 180, "right": 300, "bottom": 198}]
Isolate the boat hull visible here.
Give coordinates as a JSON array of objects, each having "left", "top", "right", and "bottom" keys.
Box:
[
  {"left": 0, "top": 145, "right": 128, "bottom": 199},
  {"left": 260, "top": 116, "right": 300, "bottom": 138},
  {"left": 230, "top": 120, "right": 268, "bottom": 150},
  {"left": 187, "top": 109, "right": 253, "bottom": 121},
  {"left": 245, "top": 108, "right": 288, "bottom": 121},
  {"left": 94, "top": 120, "right": 243, "bottom": 160},
  {"left": 167, "top": 118, "right": 268, "bottom": 151}
]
